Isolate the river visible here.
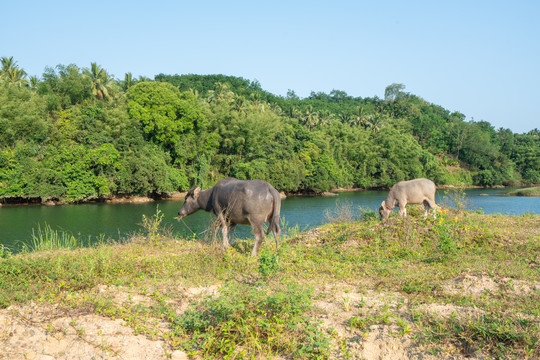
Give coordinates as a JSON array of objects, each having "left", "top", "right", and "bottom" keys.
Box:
[{"left": 0, "top": 188, "right": 538, "bottom": 251}]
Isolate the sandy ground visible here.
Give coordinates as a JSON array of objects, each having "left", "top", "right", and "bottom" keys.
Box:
[{"left": 1, "top": 274, "right": 538, "bottom": 360}]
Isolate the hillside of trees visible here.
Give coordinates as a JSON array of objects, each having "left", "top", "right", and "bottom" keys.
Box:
[{"left": 1, "top": 56, "right": 538, "bottom": 203}]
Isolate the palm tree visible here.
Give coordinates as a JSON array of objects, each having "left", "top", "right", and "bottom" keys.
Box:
[
  {"left": 189, "top": 88, "right": 200, "bottom": 100},
  {"left": 302, "top": 105, "right": 317, "bottom": 130},
  {"left": 317, "top": 110, "right": 334, "bottom": 126},
  {"left": 285, "top": 106, "right": 301, "bottom": 119},
  {"left": 121, "top": 72, "right": 135, "bottom": 91},
  {"left": 0, "top": 56, "right": 28, "bottom": 87},
  {"left": 0, "top": 56, "right": 16, "bottom": 77},
  {"left": 138, "top": 76, "right": 151, "bottom": 82},
  {"left": 250, "top": 92, "right": 266, "bottom": 112},
  {"left": 337, "top": 112, "right": 351, "bottom": 124},
  {"left": 29, "top": 75, "right": 40, "bottom": 90},
  {"left": 233, "top": 94, "right": 247, "bottom": 118},
  {"left": 270, "top": 103, "right": 283, "bottom": 116},
  {"left": 351, "top": 106, "right": 370, "bottom": 129},
  {"left": 82, "top": 62, "right": 115, "bottom": 100},
  {"left": 368, "top": 113, "right": 384, "bottom": 133},
  {"left": 208, "top": 82, "right": 233, "bottom": 103},
  {"left": 5, "top": 68, "right": 28, "bottom": 88}
]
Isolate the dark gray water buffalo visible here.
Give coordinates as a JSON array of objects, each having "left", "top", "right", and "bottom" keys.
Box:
[
  {"left": 177, "top": 177, "right": 281, "bottom": 256},
  {"left": 379, "top": 178, "right": 437, "bottom": 221}
]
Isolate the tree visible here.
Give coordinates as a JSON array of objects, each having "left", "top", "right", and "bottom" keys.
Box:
[
  {"left": 0, "top": 85, "right": 50, "bottom": 146},
  {"left": 0, "top": 56, "right": 28, "bottom": 88},
  {"left": 302, "top": 105, "right": 317, "bottom": 130},
  {"left": 120, "top": 72, "right": 135, "bottom": 91},
  {"left": 317, "top": 110, "right": 333, "bottom": 126},
  {"left": 384, "top": 83, "right": 406, "bottom": 102},
  {"left": 39, "top": 64, "right": 93, "bottom": 108},
  {"left": 350, "top": 106, "right": 370, "bottom": 129},
  {"left": 82, "top": 62, "right": 115, "bottom": 100},
  {"left": 233, "top": 94, "right": 247, "bottom": 118},
  {"left": 337, "top": 112, "right": 351, "bottom": 124},
  {"left": 127, "top": 81, "right": 204, "bottom": 150},
  {"left": 207, "top": 81, "right": 233, "bottom": 103},
  {"left": 29, "top": 75, "right": 40, "bottom": 90}
]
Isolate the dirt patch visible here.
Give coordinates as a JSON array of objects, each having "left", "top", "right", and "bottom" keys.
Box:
[
  {"left": 442, "top": 273, "right": 539, "bottom": 297},
  {"left": 312, "top": 286, "right": 476, "bottom": 359},
  {"left": 418, "top": 303, "right": 485, "bottom": 319},
  {"left": 0, "top": 302, "right": 180, "bottom": 360}
]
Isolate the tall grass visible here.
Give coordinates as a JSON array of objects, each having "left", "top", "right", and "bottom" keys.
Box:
[
  {"left": 441, "top": 187, "right": 470, "bottom": 211},
  {"left": 28, "top": 223, "right": 80, "bottom": 252},
  {"left": 325, "top": 200, "right": 357, "bottom": 223}
]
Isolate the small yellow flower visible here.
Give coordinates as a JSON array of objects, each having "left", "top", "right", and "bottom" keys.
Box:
[
  {"left": 443, "top": 209, "right": 447, "bottom": 214},
  {"left": 454, "top": 217, "right": 458, "bottom": 222}
]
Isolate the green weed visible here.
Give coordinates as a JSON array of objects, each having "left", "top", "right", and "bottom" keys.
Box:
[
  {"left": 140, "top": 208, "right": 165, "bottom": 245},
  {"left": 257, "top": 249, "right": 281, "bottom": 281},
  {"left": 168, "top": 282, "right": 331, "bottom": 359}
]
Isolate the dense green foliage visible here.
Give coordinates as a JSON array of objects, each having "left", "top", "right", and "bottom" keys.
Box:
[{"left": 1, "top": 57, "right": 538, "bottom": 202}]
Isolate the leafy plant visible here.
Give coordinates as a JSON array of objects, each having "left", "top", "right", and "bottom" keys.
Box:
[
  {"left": 169, "top": 282, "right": 331, "bottom": 358},
  {"left": 257, "top": 249, "right": 281, "bottom": 281}
]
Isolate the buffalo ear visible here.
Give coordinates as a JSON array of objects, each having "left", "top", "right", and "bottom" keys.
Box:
[
  {"left": 193, "top": 187, "right": 201, "bottom": 197},
  {"left": 381, "top": 201, "right": 385, "bottom": 207}
]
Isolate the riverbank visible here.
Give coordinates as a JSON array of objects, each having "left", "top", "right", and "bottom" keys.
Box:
[
  {"left": 1, "top": 208, "right": 538, "bottom": 359},
  {"left": 2, "top": 183, "right": 535, "bottom": 207},
  {"left": 505, "top": 186, "right": 540, "bottom": 197}
]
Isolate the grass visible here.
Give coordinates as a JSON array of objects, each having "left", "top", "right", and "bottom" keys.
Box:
[
  {"left": 506, "top": 186, "right": 540, "bottom": 197},
  {"left": 413, "top": 311, "right": 538, "bottom": 358},
  {"left": 28, "top": 223, "right": 82, "bottom": 252},
  {"left": 0, "top": 206, "right": 538, "bottom": 358}
]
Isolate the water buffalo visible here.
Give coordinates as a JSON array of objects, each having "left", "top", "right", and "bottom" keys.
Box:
[
  {"left": 177, "top": 177, "right": 281, "bottom": 256},
  {"left": 379, "top": 178, "right": 437, "bottom": 221}
]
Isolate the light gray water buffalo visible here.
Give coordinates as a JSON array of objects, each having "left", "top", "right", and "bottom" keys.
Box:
[
  {"left": 379, "top": 178, "right": 437, "bottom": 221},
  {"left": 177, "top": 177, "right": 281, "bottom": 256}
]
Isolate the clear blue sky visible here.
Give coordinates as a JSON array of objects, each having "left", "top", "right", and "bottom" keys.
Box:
[{"left": 2, "top": 0, "right": 539, "bottom": 133}]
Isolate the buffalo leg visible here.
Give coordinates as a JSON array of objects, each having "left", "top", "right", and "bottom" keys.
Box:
[
  {"left": 422, "top": 200, "right": 430, "bottom": 218},
  {"left": 217, "top": 213, "right": 230, "bottom": 249},
  {"left": 272, "top": 227, "right": 280, "bottom": 251},
  {"left": 228, "top": 223, "right": 236, "bottom": 245},
  {"left": 398, "top": 206, "right": 407, "bottom": 217},
  {"left": 251, "top": 221, "right": 265, "bottom": 257},
  {"left": 423, "top": 199, "right": 437, "bottom": 219}
]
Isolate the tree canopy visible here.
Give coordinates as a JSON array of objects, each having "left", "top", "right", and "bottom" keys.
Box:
[{"left": 0, "top": 58, "right": 538, "bottom": 203}]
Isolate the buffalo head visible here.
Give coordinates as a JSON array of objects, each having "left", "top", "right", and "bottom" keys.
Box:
[
  {"left": 178, "top": 187, "right": 201, "bottom": 218},
  {"left": 379, "top": 201, "right": 392, "bottom": 221}
]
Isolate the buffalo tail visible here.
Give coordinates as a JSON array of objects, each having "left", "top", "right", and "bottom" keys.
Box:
[{"left": 266, "top": 190, "right": 281, "bottom": 236}]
